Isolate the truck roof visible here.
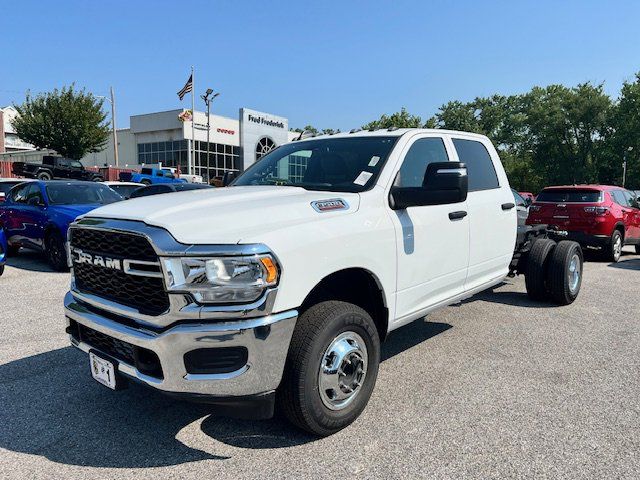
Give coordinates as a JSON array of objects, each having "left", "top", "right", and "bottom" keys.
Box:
[
  {"left": 541, "top": 184, "right": 623, "bottom": 191},
  {"left": 292, "top": 128, "right": 490, "bottom": 141}
]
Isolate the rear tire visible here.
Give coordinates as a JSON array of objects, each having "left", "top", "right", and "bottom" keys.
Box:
[
  {"left": 141, "top": 179, "right": 151, "bottom": 186},
  {"left": 278, "top": 300, "right": 380, "bottom": 436},
  {"left": 525, "top": 238, "right": 556, "bottom": 301},
  {"left": 37, "top": 171, "right": 52, "bottom": 181},
  {"left": 46, "top": 231, "right": 68, "bottom": 272},
  {"left": 546, "top": 241, "right": 583, "bottom": 305},
  {"left": 607, "top": 230, "right": 623, "bottom": 263}
]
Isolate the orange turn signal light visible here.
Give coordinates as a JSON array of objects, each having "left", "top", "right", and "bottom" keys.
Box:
[{"left": 260, "top": 257, "right": 278, "bottom": 284}]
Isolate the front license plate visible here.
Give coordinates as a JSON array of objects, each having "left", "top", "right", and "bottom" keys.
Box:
[{"left": 90, "top": 352, "right": 117, "bottom": 390}]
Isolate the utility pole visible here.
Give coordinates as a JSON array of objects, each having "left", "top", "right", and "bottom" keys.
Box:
[
  {"left": 110, "top": 86, "right": 119, "bottom": 167},
  {"left": 201, "top": 89, "right": 220, "bottom": 183},
  {"left": 623, "top": 147, "right": 633, "bottom": 187}
]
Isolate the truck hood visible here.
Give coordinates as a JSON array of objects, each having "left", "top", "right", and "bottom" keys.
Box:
[{"left": 84, "top": 186, "right": 360, "bottom": 244}]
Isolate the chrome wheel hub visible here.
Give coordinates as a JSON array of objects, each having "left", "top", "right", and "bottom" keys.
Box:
[
  {"left": 318, "top": 331, "right": 368, "bottom": 411},
  {"left": 568, "top": 253, "right": 581, "bottom": 294},
  {"left": 613, "top": 236, "right": 622, "bottom": 260}
]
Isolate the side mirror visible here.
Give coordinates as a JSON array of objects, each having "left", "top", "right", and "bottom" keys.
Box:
[
  {"left": 222, "top": 171, "right": 238, "bottom": 186},
  {"left": 389, "top": 162, "right": 468, "bottom": 210}
]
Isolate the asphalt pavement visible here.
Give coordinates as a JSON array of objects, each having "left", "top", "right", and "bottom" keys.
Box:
[{"left": 1, "top": 247, "right": 639, "bottom": 479}]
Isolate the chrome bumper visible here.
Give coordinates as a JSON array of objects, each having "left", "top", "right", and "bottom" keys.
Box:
[{"left": 64, "top": 292, "right": 297, "bottom": 397}]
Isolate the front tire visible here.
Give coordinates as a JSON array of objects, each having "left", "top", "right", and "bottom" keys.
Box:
[
  {"left": 278, "top": 301, "right": 380, "bottom": 436},
  {"left": 46, "top": 231, "right": 68, "bottom": 272}
]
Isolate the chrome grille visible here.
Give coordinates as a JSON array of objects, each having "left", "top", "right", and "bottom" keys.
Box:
[{"left": 70, "top": 227, "right": 170, "bottom": 316}]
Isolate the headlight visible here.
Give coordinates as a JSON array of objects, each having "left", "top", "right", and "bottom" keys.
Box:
[{"left": 162, "top": 255, "right": 279, "bottom": 304}]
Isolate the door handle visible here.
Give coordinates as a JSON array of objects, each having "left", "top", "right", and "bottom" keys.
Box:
[
  {"left": 448, "top": 210, "right": 468, "bottom": 220},
  {"left": 501, "top": 202, "right": 515, "bottom": 210}
]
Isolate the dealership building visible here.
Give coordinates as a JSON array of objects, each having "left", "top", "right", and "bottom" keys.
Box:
[{"left": 82, "top": 107, "right": 298, "bottom": 181}]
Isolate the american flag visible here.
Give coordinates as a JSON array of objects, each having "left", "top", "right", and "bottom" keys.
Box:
[{"left": 177, "top": 74, "right": 193, "bottom": 100}]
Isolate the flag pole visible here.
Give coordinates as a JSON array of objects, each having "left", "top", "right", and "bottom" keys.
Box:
[{"left": 190, "top": 65, "right": 195, "bottom": 176}]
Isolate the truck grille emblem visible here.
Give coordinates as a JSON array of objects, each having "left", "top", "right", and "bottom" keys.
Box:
[{"left": 72, "top": 248, "right": 122, "bottom": 271}]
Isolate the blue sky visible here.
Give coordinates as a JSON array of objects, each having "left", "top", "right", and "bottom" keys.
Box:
[{"left": 2, "top": 0, "right": 639, "bottom": 131}]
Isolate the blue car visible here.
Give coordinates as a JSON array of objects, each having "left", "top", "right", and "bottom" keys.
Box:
[
  {"left": 0, "top": 228, "right": 6, "bottom": 276},
  {"left": 0, "top": 181, "right": 122, "bottom": 271}
]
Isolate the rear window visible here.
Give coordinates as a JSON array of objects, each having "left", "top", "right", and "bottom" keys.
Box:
[
  {"left": 536, "top": 189, "right": 602, "bottom": 203},
  {"left": 452, "top": 138, "right": 499, "bottom": 192}
]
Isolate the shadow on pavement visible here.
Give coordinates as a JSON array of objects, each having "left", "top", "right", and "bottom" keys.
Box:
[
  {"left": 608, "top": 258, "right": 640, "bottom": 271},
  {"left": 0, "top": 319, "right": 454, "bottom": 462},
  {"left": 5, "top": 249, "right": 58, "bottom": 273},
  {"left": 0, "top": 347, "right": 228, "bottom": 467}
]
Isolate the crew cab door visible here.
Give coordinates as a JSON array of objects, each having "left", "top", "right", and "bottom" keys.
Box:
[
  {"left": 22, "top": 183, "right": 48, "bottom": 249},
  {"left": 388, "top": 134, "right": 470, "bottom": 324},
  {"left": 449, "top": 136, "right": 516, "bottom": 291}
]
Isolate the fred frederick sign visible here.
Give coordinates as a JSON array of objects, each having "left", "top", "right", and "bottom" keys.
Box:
[{"left": 239, "top": 108, "right": 289, "bottom": 170}]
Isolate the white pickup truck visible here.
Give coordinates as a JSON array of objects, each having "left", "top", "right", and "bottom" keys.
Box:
[{"left": 64, "top": 129, "right": 583, "bottom": 436}]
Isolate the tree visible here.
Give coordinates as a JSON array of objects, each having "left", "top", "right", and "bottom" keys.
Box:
[
  {"left": 362, "top": 107, "right": 424, "bottom": 130},
  {"left": 12, "top": 85, "right": 110, "bottom": 159},
  {"left": 606, "top": 73, "right": 640, "bottom": 188}
]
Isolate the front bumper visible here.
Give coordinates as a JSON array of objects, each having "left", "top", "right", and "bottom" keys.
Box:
[{"left": 65, "top": 292, "right": 297, "bottom": 410}]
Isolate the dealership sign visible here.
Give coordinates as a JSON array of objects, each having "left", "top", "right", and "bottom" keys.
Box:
[{"left": 239, "top": 108, "right": 289, "bottom": 171}]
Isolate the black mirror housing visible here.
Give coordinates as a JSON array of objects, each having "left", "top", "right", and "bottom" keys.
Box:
[
  {"left": 222, "top": 171, "right": 238, "bottom": 187},
  {"left": 389, "top": 162, "right": 468, "bottom": 210}
]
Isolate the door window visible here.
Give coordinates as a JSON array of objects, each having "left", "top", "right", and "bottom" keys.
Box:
[
  {"left": 622, "top": 190, "right": 638, "bottom": 209},
  {"left": 25, "top": 184, "right": 44, "bottom": 205},
  {"left": 611, "top": 190, "right": 629, "bottom": 207},
  {"left": 452, "top": 139, "right": 499, "bottom": 192},
  {"left": 10, "top": 183, "right": 31, "bottom": 203},
  {"left": 394, "top": 138, "right": 449, "bottom": 187}
]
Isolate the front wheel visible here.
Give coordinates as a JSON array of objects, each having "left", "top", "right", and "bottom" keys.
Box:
[
  {"left": 46, "top": 231, "right": 69, "bottom": 272},
  {"left": 141, "top": 179, "right": 151, "bottom": 186},
  {"left": 278, "top": 301, "right": 380, "bottom": 436}
]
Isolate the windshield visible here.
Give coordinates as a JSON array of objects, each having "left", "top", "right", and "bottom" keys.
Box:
[
  {"left": 108, "top": 184, "right": 142, "bottom": 199},
  {"left": 46, "top": 184, "right": 123, "bottom": 205},
  {"left": 536, "top": 189, "right": 602, "bottom": 203},
  {"left": 233, "top": 136, "right": 398, "bottom": 192}
]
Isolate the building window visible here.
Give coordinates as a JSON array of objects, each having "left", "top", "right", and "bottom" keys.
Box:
[
  {"left": 137, "top": 139, "right": 240, "bottom": 182},
  {"left": 256, "top": 137, "right": 277, "bottom": 160}
]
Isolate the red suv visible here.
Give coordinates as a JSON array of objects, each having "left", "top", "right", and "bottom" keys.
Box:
[{"left": 526, "top": 185, "right": 640, "bottom": 262}]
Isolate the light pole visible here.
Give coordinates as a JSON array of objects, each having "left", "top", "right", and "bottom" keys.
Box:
[
  {"left": 97, "top": 87, "right": 119, "bottom": 167},
  {"left": 201, "top": 89, "right": 220, "bottom": 182},
  {"left": 622, "top": 146, "right": 633, "bottom": 187}
]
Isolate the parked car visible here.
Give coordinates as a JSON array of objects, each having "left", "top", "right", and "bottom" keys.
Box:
[
  {"left": 512, "top": 189, "right": 529, "bottom": 245},
  {"left": 12, "top": 156, "right": 103, "bottom": 182},
  {"left": 65, "top": 128, "right": 583, "bottom": 436},
  {"left": 0, "top": 178, "right": 35, "bottom": 203},
  {"left": 518, "top": 191, "right": 535, "bottom": 204},
  {"left": 128, "top": 182, "right": 212, "bottom": 198},
  {"left": 126, "top": 167, "right": 187, "bottom": 186},
  {"left": 104, "top": 181, "right": 144, "bottom": 199},
  {"left": 527, "top": 185, "right": 640, "bottom": 261},
  {"left": 0, "top": 228, "right": 6, "bottom": 276},
  {"left": 0, "top": 181, "right": 122, "bottom": 270}
]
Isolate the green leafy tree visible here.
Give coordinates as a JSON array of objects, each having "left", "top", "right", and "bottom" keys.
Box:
[
  {"left": 605, "top": 73, "right": 640, "bottom": 188},
  {"left": 362, "top": 107, "right": 424, "bottom": 130},
  {"left": 12, "top": 85, "right": 110, "bottom": 159}
]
